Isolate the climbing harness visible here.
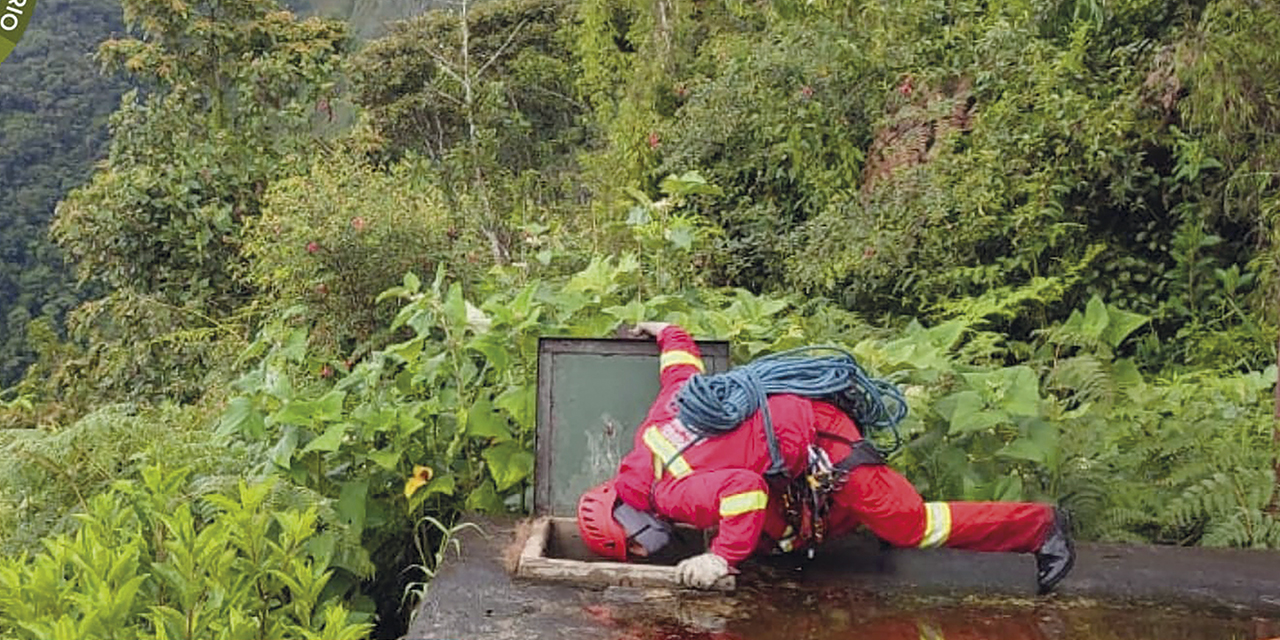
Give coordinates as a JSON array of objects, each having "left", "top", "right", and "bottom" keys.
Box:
[
  {"left": 675, "top": 346, "right": 908, "bottom": 479},
  {"left": 779, "top": 433, "right": 887, "bottom": 557}
]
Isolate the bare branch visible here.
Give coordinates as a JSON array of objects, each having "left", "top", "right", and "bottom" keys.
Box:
[
  {"left": 476, "top": 18, "right": 530, "bottom": 79},
  {"left": 421, "top": 45, "right": 466, "bottom": 85}
]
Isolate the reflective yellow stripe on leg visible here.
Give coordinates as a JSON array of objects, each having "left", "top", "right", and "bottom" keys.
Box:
[
  {"left": 719, "top": 490, "right": 767, "bottom": 517},
  {"left": 918, "top": 502, "right": 952, "bottom": 548}
]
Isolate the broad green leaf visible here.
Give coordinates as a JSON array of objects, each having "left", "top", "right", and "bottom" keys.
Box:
[
  {"left": 992, "top": 474, "right": 1024, "bottom": 501},
  {"left": 1081, "top": 296, "right": 1108, "bottom": 341},
  {"left": 563, "top": 256, "right": 615, "bottom": 294},
  {"left": 276, "top": 398, "right": 318, "bottom": 426},
  {"left": 424, "top": 473, "right": 456, "bottom": 497},
  {"left": 943, "top": 390, "right": 1009, "bottom": 434},
  {"left": 996, "top": 437, "right": 1047, "bottom": 464},
  {"left": 305, "top": 532, "right": 338, "bottom": 567},
  {"left": 999, "top": 366, "right": 1041, "bottom": 416},
  {"left": 467, "top": 397, "right": 512, "bottom": 442},
  {"left": 660, "top": 171, "right": 722, "bottom": 197},
  {"left": 397, "top": 408, "right": 426, "bottom": 439},
  {"left": 336, "top": 481, "right": 368, "bottom": 536},
  {"left": 269, "top": 427, "right": 299, "bottom": 470},
  {"left": 1113, "top": 358, "right": 1143, "bottom": 387},
  {"left": 603, "top": 301, "right": 647, "bottom": 324},
  {"left": 465, "top": 480, "right": 506, "bottom": 512},
  {"left": 368, "top": 449, "right": 400, "bottom": 470},
  {"left": 1100, "top": 306, "right": 1149, "bottom": 349},
  {"left": 925, "top": 320, "right": 968, "bottom": 350},
  {"left": 467, "top": 334, "right": 510, "bottom": 372},
  {"left": 443, "top": 283, "right": 468, "bottom": 330},
  {"left": 1028, "top": 419, "right": 1060, "bottom": 467},
  {"left": 961, "top": 367, "right": 1040, "bottom": 417},
  {"left": 302, "top": 423, "right": 348, "bottom": 454},
  {"left": 409, "top": 473, "right": 458, "bottom": 511},
  {"left": 387, "top": 336, "right": 425, "bottom": 363},
  {"left": 937, "top": 390, "right": 982, "bottom": 422},
  {"left": 667, "top": 225, "right": 695, "bottom": 250},
  {"left": 315, "top": 390, "right": 346, "bottom": 421},
  {"left": 495, "top": 385, "right": 535, "bottom": 431},
  {"left": 218, "top": 396, "right": 265, "bottom": 439},
  {"left": 482, "top": 442, "right": 535, "bottom": 491}
]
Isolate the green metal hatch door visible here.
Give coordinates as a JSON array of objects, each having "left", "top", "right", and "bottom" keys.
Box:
[{"left": 535, "top": 337, "right": 730, "bottom": 517}]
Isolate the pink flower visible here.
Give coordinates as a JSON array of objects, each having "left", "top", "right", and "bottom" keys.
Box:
[
  {"left": 800, "top": 85, "right": 814, "bottom": 99},
  {"left": 306, "top": 241, "right": 319, "bottom": 253},
  {"left": 898, "top": 77, "right": 913, "bottom": 96},
  {"left": 647, "top": 131, "right": 660, "bottom": 149},
  {"left": 320, "top": 365, "right": 333, "bottom": 378},
  {"left": 351, "top": 216, "right": 366, "bottom": 231}
]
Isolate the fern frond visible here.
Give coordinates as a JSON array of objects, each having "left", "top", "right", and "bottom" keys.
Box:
[{"left": 1047, "top": 353, "right": 1114, "bottom": 409}]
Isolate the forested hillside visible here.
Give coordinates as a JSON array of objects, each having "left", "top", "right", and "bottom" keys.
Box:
[
  {"left": 0, "top": 0, "right": 431, "bottom": 389},
  {"left": 0, "top": 0, "right": 126, "bottom": 386},
  {"left": 1, "top": 0, "right": 1279, "bottom": 638}
]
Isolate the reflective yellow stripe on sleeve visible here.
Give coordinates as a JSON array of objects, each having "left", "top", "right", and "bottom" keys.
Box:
[
  {"left": 660, "top": 350, "right": 705, "bottom": 373},
  {"left": 918, "top": 502, "right": 952, "bottom": 548},
  {"left": 719, "top": 490, "right": 768, "bottom": 517},
  {"left": 643, "top": 427, "right": 693, "bottom": 478}
]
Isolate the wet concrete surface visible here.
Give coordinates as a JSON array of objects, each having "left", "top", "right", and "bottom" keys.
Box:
[
  {"left": 600, "top": 596, "right": 1278, "bottom": 640},
  {"left": 404, "top": 516, "right": 1280, "bottom": 640}
]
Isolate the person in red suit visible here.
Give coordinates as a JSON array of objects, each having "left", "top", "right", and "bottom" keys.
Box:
[{"left": 576, "top": 322, "right": 1074, "bottom": 593}]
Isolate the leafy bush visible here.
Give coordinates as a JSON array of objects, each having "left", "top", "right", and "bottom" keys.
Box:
[
  {"left": 353, "top": 0, "right": 583, "bottom": 172},
  {"left": 655, "top": 22, "right": 874, "bottom": 290},
  {"left": 0, "top": 403, "right": 247, "bottom": 554},
  {"left": 574, "top": 0, "right": 1278, "bottom": 368},
  {"left": 244, "top": 153, "right": 484, "bottom": 360},
  {"left": 220, "top": 256, "right": 883, "bottom": 621},
  {"left": 0, "top": 467, "right": 371, "bottom": 640}
]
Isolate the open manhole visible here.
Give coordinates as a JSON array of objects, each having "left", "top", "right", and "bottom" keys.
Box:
[{"left": 516, "top": 516, "right": 734, "bottom": 590}]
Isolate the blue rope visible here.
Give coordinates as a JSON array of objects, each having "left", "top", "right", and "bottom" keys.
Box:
[{"left": 675, "top": 346, "right": 908, "bottom": 476}]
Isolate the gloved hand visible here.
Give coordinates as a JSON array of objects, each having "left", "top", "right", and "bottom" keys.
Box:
[
  {"left": 630, "top": 321, "right": 671, "bottom": 338},
  {"left": 675, "top": 552, "right": 730, "bottom": 589}
]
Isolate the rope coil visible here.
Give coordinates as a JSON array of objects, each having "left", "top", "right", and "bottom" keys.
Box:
[{"left": 674, "top": 346, "right": 908, "bottom": 477}]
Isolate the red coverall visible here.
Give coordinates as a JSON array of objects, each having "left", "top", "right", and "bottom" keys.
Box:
[
  {"left": 613, "top": 326, "right": 815, "bottom": 563},
  {"left": 612, "top": 325, "right": 1054, "bottom": 567}
]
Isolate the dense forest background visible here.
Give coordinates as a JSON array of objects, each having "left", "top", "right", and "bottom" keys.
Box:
[{"left": 1, "top": 0, "right": 1279, "bottom": 638}]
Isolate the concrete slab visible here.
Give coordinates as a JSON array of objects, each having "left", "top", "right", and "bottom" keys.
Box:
[{"left": 404, "top": 516, "right": 1280, "bottom": 640}]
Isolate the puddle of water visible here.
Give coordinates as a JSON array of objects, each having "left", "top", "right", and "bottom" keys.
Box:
[{"left": 591, "top": 588, "right": 1278, "bottom": 640}]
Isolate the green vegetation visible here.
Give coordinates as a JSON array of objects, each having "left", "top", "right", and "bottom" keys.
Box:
[
  {"left": 0, "top": 0, "right": 127, "bottom": 386},
  {"left": 2, "top": 0, "right": 1280, "bottom": 637}
]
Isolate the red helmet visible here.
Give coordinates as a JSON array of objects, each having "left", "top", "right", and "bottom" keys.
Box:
[{"left": 577, "top": 481, "right": 628, "bottom": 561}]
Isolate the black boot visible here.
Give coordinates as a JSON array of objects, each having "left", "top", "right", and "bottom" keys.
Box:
[{"left": 1035, "top": 507, "right": 1075, "bottom": 595}]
